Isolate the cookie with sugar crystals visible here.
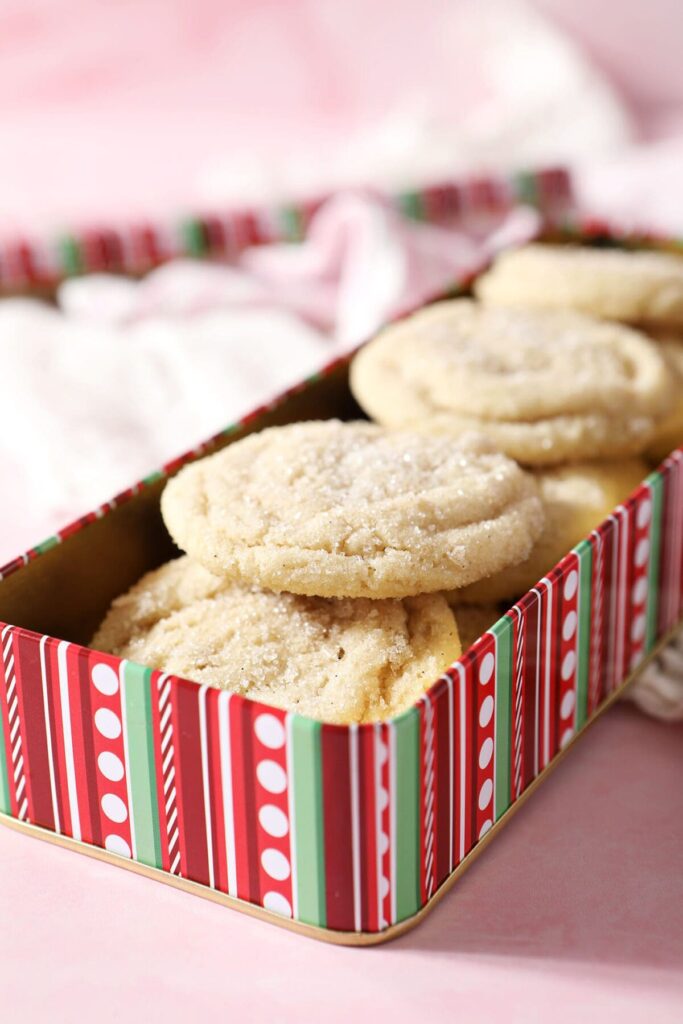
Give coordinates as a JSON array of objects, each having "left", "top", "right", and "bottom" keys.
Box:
[
  {"left": 91, "top": 556, "right": 461, "bottom": 724},
  {"left": 449, "top": 458, "right": 647, "bottom": 604},
  {"left": 161, "top": 419, "right": 544, "bottom": 599},
  {"left": 476, "top": 244, "right": 683, "bottom": 326},
  {"left": 646, "top": 336, "right": 683, "bottom": 462},
  {"left": 350, "top": 299, "right": 674, "bottom": 465}
]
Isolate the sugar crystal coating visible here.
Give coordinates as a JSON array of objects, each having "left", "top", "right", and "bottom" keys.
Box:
[
  {"left": 161, "top": 419, "right": 544, "bottom": 598},
  {"left": 91, "top": 556, "right": 461, "bottom": 724}
]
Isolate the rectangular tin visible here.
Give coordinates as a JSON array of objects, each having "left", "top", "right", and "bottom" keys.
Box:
[{"left": 0, "top": 173, "right": 681, "bottom": 944}]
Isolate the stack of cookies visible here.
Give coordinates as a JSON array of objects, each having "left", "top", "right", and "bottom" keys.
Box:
[
  {"left": 93, "top": 243, "right": 683, "bottom": 724},
  {"left": 93, "top": 420, "right": 546, "bottom": 723},
  {"left": 350, "top": 243, "right": 683, "bottom": 630}
]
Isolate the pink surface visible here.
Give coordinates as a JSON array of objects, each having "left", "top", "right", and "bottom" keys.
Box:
[{"left": 1, "top": 705, "right": 681, "bottom": 1021}]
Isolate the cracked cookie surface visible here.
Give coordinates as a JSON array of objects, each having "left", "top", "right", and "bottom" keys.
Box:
[
  {"left": 476, "top": 244, "right": 683, "bottom": 326},
  {"left": 350, "top": 300, "right": 674, "bottom": 464},
  {"left": 91, "top": 556, "right": 461, "bottom": 723},
  {"left": 161, "top": 419, "right": 544, "bottom": 598}
]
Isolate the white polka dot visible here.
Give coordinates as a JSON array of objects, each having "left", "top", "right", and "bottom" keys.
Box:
[
  {"left": 478, "top": 819, "right": 492, "bottom": 839},
  {"left": 101, "top": 793, "right": 128, "bottom": 824},
  {"left": 254, "top": 713, "right": 285, "bottom": 750},
  {"left": 635, "top": 537, "right": 650, "bottom": 568},
  {"left": 94, "top": 707, "right": 121, "bottom": 740},
  {"left": 378, "top": 787, "right": 389, "bottom": 813},
  {"left": 561, "top": 650, "right": 576, "bottom": 682},
  {"left": 256, "top": 759, "right": 287, "bottom": 794},
  {"left": 637, "top": 498, "right": 652, "bottom": 529},
  {"left": 379, "top": 832, "right": 390, "bottom": 856},
  {"left": 261, "top": 848, "right": 291, "bottom": 881},
  {"left": 258, "top": 804, "right": 289, "bottom": 839},
  {"left": 560, "top": 727, "right": 573, "bottom": 749},
  {"left": 560, "top": 690, "right": 576, "bottom": 720},
  {"left": 631, "top": 614, "right": 646, "bottom": 643},
  {"left": 632, "top": 576, "right": 648, "bottom": 606},
  {"left": 91, "top": 663, "right": 119, "bottom": 696},
  {"left": 478, "top": 737, "right": 493, "bottom": 770},
  {"left": 479, "top": 695, "right": 494, "bottom": 728},
  {"left": 263, "top": 891, "right": 292, "bottom": 918},
  {"left": 563, "top": 569, "right": 578, "bottom": 601},
  {"left": 380, "top": 876, "right": 390, "bottom": 899},
  {"left": 479, "top": 652, "right": 494, "bottom": 686},
  {"left": 478, "top": 778, "right": 493, "bottom": 811},
  {"left": 97, "top": 750, "right": 124, "bottom": 782},
  {"left": 104, "top": 834, "right": 131, "bottom": 858},
  {"left": 562, "top": 610, "right": 577, "bottom": 642},
  {"left": 377, "top": 742, "right": 388, "bottom": 766}
]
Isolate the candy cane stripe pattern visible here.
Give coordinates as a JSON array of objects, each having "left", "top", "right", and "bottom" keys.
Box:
[
  {"left": 2, "top": 626, "right": 28, "bottom": 821},
  {"left": 157, "top": 674, "right": 181, "bottom": 875}
]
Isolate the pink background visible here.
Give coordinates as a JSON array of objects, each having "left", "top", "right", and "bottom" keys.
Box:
[{"left": 1, "top": 1, "right": 682, "bottom": 1019}]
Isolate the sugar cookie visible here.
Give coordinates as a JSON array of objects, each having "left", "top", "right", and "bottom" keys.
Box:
[
  {"left": 476, "top": 244, "right": 683, "bottom": 326},
  {"left": 91, "top": 556, "right": 461, "bottom": 723},
  {"left": 646, "top": 337, "right": 683, "bottom": 462},
  {"left": 350, "top": 300, "right": 673, "bottom": 464},
  {"left": 450, "top": 458, "right": 647, "bottom": 604},
  {"left": 161, "top": 420, "right": 544, "bottom": 598}
]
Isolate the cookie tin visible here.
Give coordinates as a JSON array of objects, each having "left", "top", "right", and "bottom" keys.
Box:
[{"left": 0, "top": 172, "right": 681, "bottom": 944}]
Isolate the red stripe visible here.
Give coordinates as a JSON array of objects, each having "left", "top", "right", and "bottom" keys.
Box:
[
  {"left": 206, "top": 689, "right": 228, "bottom": 894},
  {"left": 42, "top": 639, "right": 67, "bottom": 832},
  {"left": 520, "top": 592, "right": 540, "bottom": 788},
  {"left": 321, "top": 724, "right": 355, "bottom": 931},
  {"left": 472, "top": 635, "right": 496, "bottom": 839},
  {"left": 510, "top": 607, "right": 526, "bottom": 801},
  {"left": 251, "top": 705, "right": 291, "bottom": 912},
  {"left": 0, "top": 629, "right": 19, "bottom": 818},
  {"left": 76, "top": 649, "right": 104, "bottom": 847},
  {"left": 228, "top": 696, "right": 252, "bottom": 901},
  {"left": 358, "top": 725, "right": 378, "bottom": 932},
  {"left": 601, "top": 520, "right": 617, "bottom": 702},
  {"left": 13, "top": 634, "right": 51, "bottom": 828},
  {"left": 433, "top": 681, "right": 452, "bottom": 888},
  {"left": 174, "top": 678, "right": 210, "bottom": 885},
  {"left": 44, "top": 640, "right": 72, "bottom": 835},
  {"left": 63, "top": 645, "right": 93, "bottom": 843},
  {"left": 452, "top": 658, "right": 473, "bottom": 864}
]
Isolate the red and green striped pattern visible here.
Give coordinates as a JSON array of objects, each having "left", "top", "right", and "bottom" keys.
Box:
[{"left": 0, "top": 470, "right": 680, "bottom": 936}]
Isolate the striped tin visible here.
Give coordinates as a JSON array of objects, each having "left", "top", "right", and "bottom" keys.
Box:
[
  {"left": 0, "top": 442, "right": 681, "bottom": 943},
  {"left": 0, "top": 183, "right": 681, "bottom": 942}
]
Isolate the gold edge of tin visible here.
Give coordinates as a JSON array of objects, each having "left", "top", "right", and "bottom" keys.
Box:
[{"left": 1, "top": 620, "right": 680, "bottom": 947}]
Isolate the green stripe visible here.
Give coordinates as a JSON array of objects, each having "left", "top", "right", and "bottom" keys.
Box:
[
  {"left": 0, "top": 687, "right": 11, "bottom": 814},
  {"left": 513, "top": 171, "right": 538, "bottom": 206},
  {"left": 34, "top": 535, "right": 59, "bottom": 556},
  {"left": 58, "top": 235, "right": 83, "bottom": 275},
  {"left": 278, "top": 206, "right": 304, "bottom": 241},
  {"left": 180, "top": 218, "right": 208, "bottom": 256},
  {"left": 575, "top": 540, "right": 593, "bottom": 729},
  {"left": 123, "top": 662, "right": 161, "bottom": 868},
  {"left": 141, "top": 470, "right": 165, "bottom": 486},
  {"left": 396, "top": 191, "right": 425, "bottom": 221},
  {"left": 645, "top": 473, "right": 664, "bottom": 653},
  {"left": 393, "top": 707, "right": 421, "bottom": 922},
  {"left": 290, "top": 716, "right": 326, "bottom": 926},
  {"left": 491, "top": 617, "right": 512, "bottom": 820}
]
